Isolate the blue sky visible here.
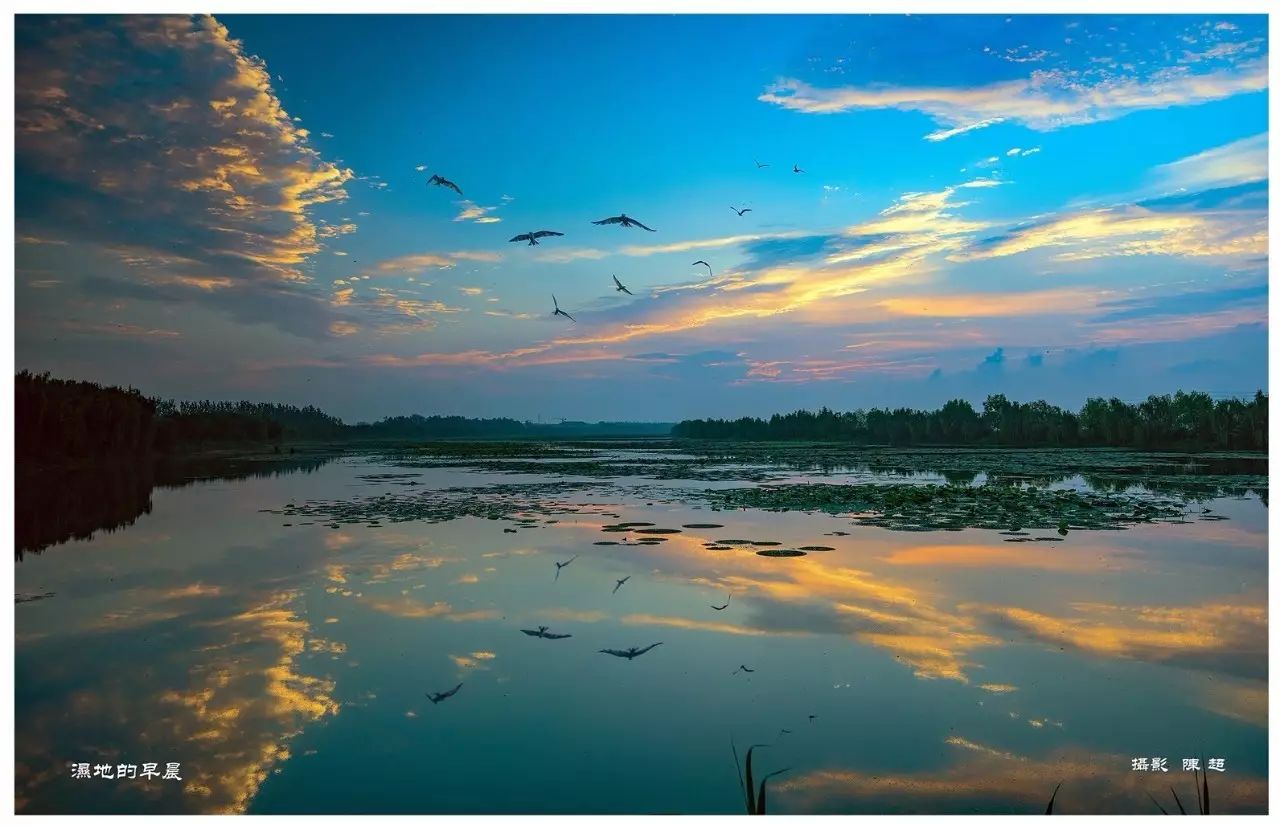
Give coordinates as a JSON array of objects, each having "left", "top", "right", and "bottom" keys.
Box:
[{"left": 15, "top": 14, "right": 1269, "bottom": 421}]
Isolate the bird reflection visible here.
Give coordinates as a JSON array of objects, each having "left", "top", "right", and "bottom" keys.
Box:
[
  {"left": 613, "top": 575, "right": 631, "bottom": 594},
  {"left": 427, "top": 683, "right": 463, "bottom": 704},
  {"left": 712, "top": 593, "right": 731, "bottom": 611},
  {"left": 554, "top": 555, "right": 577, "bottom": 580},
  {"left": 520, "top": 626, "right": 572, "bottom": 639},
  {"left": 599, "top": 642, "right": 663, "bottom": 660}
]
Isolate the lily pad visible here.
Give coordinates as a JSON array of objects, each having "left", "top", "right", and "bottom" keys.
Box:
[{"left": 756, "top": 548, "right": 808, "bottom": 558}]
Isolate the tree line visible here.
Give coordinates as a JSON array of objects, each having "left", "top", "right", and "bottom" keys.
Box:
[
  {"left": 671, "top": 391, "right": 1268, "bottom": 450},
  {"left": 16, "top": 371, "right": 672, "bottom": 464}
]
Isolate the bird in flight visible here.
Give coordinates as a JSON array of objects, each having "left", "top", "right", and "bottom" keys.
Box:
[
  {"left": 521, "top": 625, "right": 572, "bottom": 639},
  {"left": 732, "top": 665, "right": 756, "bottom": 675},
  {"left": 613, "top": 575, "right": 631, "bottom": 594},
  {"left": 551, "top": 295, "right": 576, "bottom": 323},
  {"left": 428, "top": 174, "right": 463, "bottom": 195},
  {"left": 427, "top": 683, "right": 463, "bottom": 704},
  {"left": 509, "top": 230, "right": 564, "bottom": 246},
  {"left": 554, "top": 554, "right": 578, "bottom": 580},
  {"left": 599, "top": 642, "right": 664, "bottom": 660},
  {"left": 592, "top": 213, "right": 656, "bottom": 231},
  {"left": 612, "top": 274, "right": 633, "bottom": 295},
  {"left": 730, "top": 206, "right": 752, "bottom": 216},
  {"left": 692, "top": 260, "right": 712, "bottom": 276},
  {"left": 792, "top": 164, "right": 805, "bottom": 174},
  {"left": 711, "top": 593, "right": 732, "bottom": 611},
  {"left": 754, "top": 159, "right": 769, "bottom": 168}
]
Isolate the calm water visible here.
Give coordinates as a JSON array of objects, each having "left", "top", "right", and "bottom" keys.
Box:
[{"left": 15, "top": 445, "right": 1268, "bottom": 813}]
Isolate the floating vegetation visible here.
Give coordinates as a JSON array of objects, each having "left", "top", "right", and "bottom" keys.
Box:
[
  {"left": 634, "top": 528, "right": 682, "bottom": 535},
  {"left": 617, "top": 522, "right": 656, "bottom": 528},
  {"left": 756, "top": 548, "right": 807, "bottom": 558},
  {"left": 798, "top": 545, "right": 834, "bottom": 552},
  {"left": 682, "top": 523, "right": 724, "bottom": 529},
  {"left": 263, "top": 481, "right": 615, "bottom": 526},
  {"left": 690, "top": 482, "right": 1190, "bottom": 532},
  {"left": 752, "top": 541, "right": 781, "bottom": 546}
]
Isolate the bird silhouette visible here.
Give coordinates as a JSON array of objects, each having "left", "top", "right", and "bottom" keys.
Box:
[
  {"left": 733, "top": 665, "right": 756, "bottom": 675},
  {"left": 554, "top": 554, "right": 577, "bottom": 580},
  {"left": 599, "top": 642, "right": 664, "bottom": 660},
  {"left": 692, "top": 260, "right": 712, "bottom": 276},
  {"left": 792, "top": 164, "right": 805, "bottom": 174},
  {"left": 808, "top": 715, "right": 818, "bottom": 723},
  {"left": 551, "top": 295, "right": 576, "bottom": 323},
  {"left": 428, "top": 174, "right": 463, "bottom": 195},
  {"left": 427, "top": 683, "right": 463, "bottom": 704},
  {"left": 520, "top": 625, "right": 572, "bottom": 639},
  {"left": 711, "top": 593, "right": 732, "bottom": 611},
  {"left": 612, "top": 274, "right": 633, "bottom": 295},
  {"left": 730, "top": 206, "right": 752, "bottom": 216},
  {"left": 593, "top": 213, "right": 656, "bottom": 231},
  {"left": 754, "top": 159, "right": 769, "bottom": 168},
  {"left": 509, "top": 230, "right": 564, "bottom": 246},
  {"left": 613, "top": 576, "right": 631, "bottom": 594}
]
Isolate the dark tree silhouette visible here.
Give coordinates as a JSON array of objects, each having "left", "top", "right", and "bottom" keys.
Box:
[{"left": 672, "top": 392, "right": 1266, "bottom": 451}]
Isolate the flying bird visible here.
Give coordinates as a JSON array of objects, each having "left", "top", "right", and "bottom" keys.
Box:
[
  {"left": 711, "top": 593, "right": 732, "bottom": 611},
  {"left": 554, "top": 554, "right": 578, "bottom": 580},
  {"left": 592, "top": 213, "right": 656, "bottom": 231},
  {"left": 599, "top": 642, "right": 664, "bottom": 660},
  {"left": 551, "top": 295, "right": 576, "bottom": 323},
  {"left": 730, "top": 206, "right": 753, "bottom": 216},
  {"left": 428, "top": 174, "right": 463, "bottom": 195},
  {"left": 521, "top": 625, "right": 572, "bottom": 639},
  {"left": 427, "top": 683, "right": 463, "bottom": 704},
  {"left": 733, "top": 665, "right": 756, "bottom": 675},
  {"left": 792, "top": 164, "right": 805, "bottom": 174},
  {"left": 612, "top": 275, "right": 633, "bottom": 295},
  {"left": 613, "top": 576, "right": 631, "bottom": 594},
  {"left": 754, "top": 159, "right": 769, "bottom": 168},
  {"left": 692, "top": 260, "right": 712, "bottom": 276},
  {"left": 509, "top": 230, "right": 564, "bottom": 246}
]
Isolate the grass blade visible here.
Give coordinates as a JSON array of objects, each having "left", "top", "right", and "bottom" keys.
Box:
[
  {"left": 1045, "top": 782, "right": 1061, "bottom": 814},
  {"left": 1202, "top": 767, "right": 1209, "bottom": 815},
  {"left": 1147, "top": 792, "right": 1169, "bottom": 814},
  {"left": 1169, "top": 786, "right": 1186, "bottom": 814},
  {"left": 731, "top": 739, "right": 749, "bottom": 814},
  {"left": 756, "top": 768, "right": 790, "bottom": 815}
]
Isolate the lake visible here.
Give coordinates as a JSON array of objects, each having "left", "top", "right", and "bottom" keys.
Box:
[{"left": 14, "top": 441, "right": 1268, "bottom": 814}]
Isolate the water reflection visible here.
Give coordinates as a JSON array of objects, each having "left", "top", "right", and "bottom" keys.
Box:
[
  {"left": 16, "top": 455, "right": 333, "bottom": 559},
  {"left": 14, "top": 448, "right": 1268, "bottom": 813}
]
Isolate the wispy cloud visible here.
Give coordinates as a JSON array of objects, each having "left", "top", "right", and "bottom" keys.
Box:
[{"left": 759, "top": 59, "right": 1267, "bottom": 139}]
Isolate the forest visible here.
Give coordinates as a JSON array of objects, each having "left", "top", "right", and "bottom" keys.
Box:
[
  {"left": 15, "top": 371, "right": 668, "bottom": 464},
  {"left": 672, "top": 392, "right": 1268, "bottom": 450}
]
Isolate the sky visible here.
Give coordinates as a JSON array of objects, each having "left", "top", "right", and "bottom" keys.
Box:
[{"left": 14, "top": 14, "right": 1269, "bottom": 423}]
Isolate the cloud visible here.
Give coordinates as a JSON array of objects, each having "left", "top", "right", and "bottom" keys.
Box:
[
  {"left": 453, "top": 200, "right": 502, "bottom": 224},
  {"left": 759, "top": 58, "right": 1267, "bottom": 139},
  {"left": 16, "top": 15, "right": 354, "bottom": 337},
  {"left": 1150, "top": 133, "right": 1267, "bottom": 192},
  {"left": 367, "top": 250, "right": 501, "bottom": 274},
  {"left": 956, "top": 202, "right": 1266, "bottom": 263}
]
